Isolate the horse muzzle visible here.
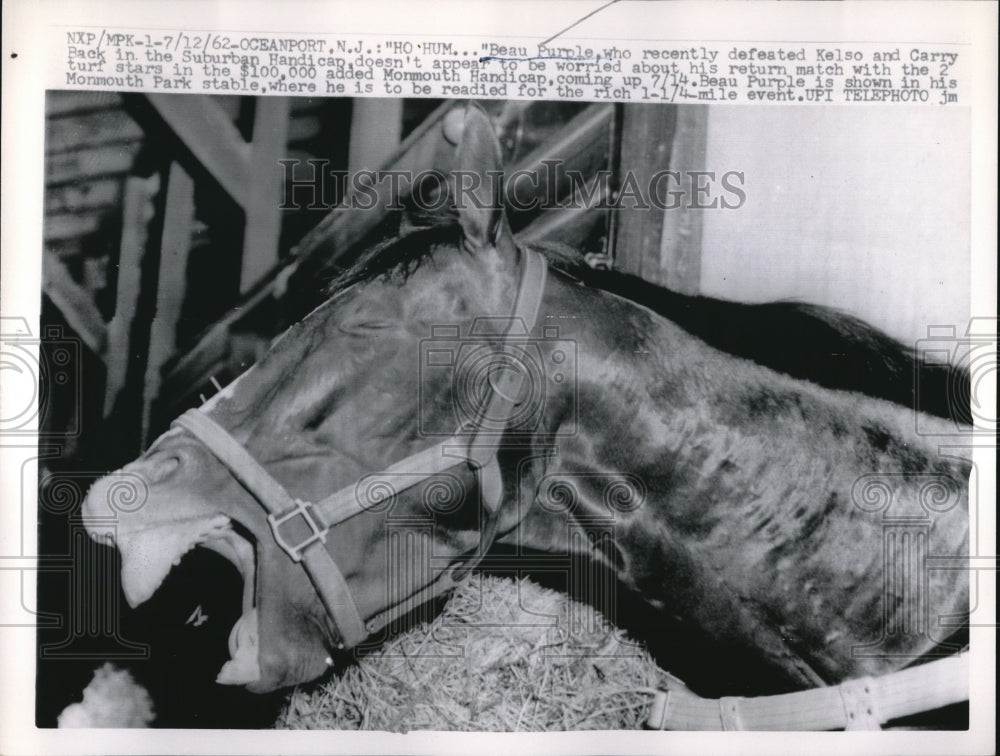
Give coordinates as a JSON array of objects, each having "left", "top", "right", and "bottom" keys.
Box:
[{"left": 82, "top": 463, "right": 263, "bottom": 686}]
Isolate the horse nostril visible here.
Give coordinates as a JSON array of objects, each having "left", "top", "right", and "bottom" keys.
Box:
[{"left": 146, "top": 451, "right": 182, "bottom": 483}]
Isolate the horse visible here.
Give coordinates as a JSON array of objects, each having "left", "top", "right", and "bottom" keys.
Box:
[{"left": 82, "top": 103, "right": 970, "bottom": 722}]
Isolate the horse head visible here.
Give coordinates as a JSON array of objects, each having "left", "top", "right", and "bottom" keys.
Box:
[
  {"left": 82, "top": 104, "right": 581, "bottom": 691},
  {"left": 83, "top": 103, "right": 970, "bottom": 698}
]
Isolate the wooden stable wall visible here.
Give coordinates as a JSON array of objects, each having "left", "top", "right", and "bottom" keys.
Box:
[
  {"left": 152, "top": 99, "right": 618, "bottom": 427},
  {"left": 43, "top": 96, "right": 705, "bottom": 462},
  {"left": 613, "top": 105, "right": 708, "bottom": 294},
  {"left": 43, "top": 92, "right": 351, "bottom": 460}
]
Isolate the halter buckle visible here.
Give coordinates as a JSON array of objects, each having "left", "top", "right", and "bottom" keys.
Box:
[{"left": 267, "top": 499, "right": 329, "bottom": 563}]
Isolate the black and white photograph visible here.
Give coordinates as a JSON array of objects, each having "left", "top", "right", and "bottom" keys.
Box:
[{"left": 1, "top": 2, "right": 996, "bottom": 754}]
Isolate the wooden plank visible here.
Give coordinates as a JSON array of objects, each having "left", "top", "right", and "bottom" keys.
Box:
[
  {"left": 519, "top": 183, "right": 608, "bottom": 253},
  {"left": 45, "top": 144, "right": 141, "bottom": 186},
  {"left": 287, "top": 100, "right": 456, "bottom": 289},
  {"left": 240, "top": 97, "right": 291, "bottom": 293},
  {"left": 43, "top": 213, "right": 102, "bottom": 243},
  {"left": 144, "top": 93, "right": 251, "bottom": 208},
  {"left": 142, "top": 162, "right": 195, "bottom": 445},
  {"left": 288, "top": 114, "right": 323, "bottom": 144},
  {"left": 46, "top": 110, "right": 143, "bottom": 153},
  {"left": 45, "top": 178, "right": 121, "bottom": 215},
  {"left": 44, "top": 238, "right": 85, "bottom": 262},
  {"left": 156, "top": 322, "right": 232, "bottom": 418},
  {"left": 292, "top": 102, "right": 613, "bottom": 284},
  {"left": 159, "top": 102, "right": 614, "bottom": 410},
  {"left": 103, "top": 174, "right": 159, "bottom": 418},
  {"left": 613, "top": 104, "right": 678, "bottom": 283},
  {"left": 507, "top": 103, "right": 614, "bottom": 208},
  {"left": 209, "top": 95, "right": 242, "bottom": 121},
  {"left": 290, "top": 97, "right": 323, "bottom": 116},
  {"left": 158, "top": 93, "right": 446, "bottom": 404},
  {"left": 45, "top": 91, "right": 122, "bottom": 117},
  {"left": 347, "top": 99, "right": 403, "bottom": 177},
  {"left": 658, "top": 105, "right": 708, "bottom": 295},
  {"left": 156, "top": 331, "right": 270, "bottom": 423},
  {"left": 41, "top": 250, "right": 107, "bottom": 355}
]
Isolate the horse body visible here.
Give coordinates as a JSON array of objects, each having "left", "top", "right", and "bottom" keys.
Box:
[
  {"left": 82, "top": 105, "right": 968, "bottom": 705},
  {"left": 496, "top": 264, "right": 968, "bottom": 690}
]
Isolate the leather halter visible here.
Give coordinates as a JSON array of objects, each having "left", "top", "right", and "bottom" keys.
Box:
[{"left": 171, "top": 247, "right": 548, "bottom": 650}]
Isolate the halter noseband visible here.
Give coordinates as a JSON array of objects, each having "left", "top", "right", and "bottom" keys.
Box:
[{"left": 171, "top": 247, "right": 549, "bottom": 650}]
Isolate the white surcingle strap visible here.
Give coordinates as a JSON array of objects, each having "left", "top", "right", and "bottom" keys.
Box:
[{"left": 646, "top": 651, "right": 969, "bottom": 730}]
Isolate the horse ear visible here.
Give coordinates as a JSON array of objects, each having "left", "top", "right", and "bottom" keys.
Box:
[{"left": 454, "top": 103, "right": 511, "bottom": 253}]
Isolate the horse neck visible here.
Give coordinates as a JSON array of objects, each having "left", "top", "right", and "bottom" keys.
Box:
[{"left": 497, "top": 271, "right": 680, "bottom": 579}]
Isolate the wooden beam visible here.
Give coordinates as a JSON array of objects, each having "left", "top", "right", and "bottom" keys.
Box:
[
  {"left": 287, "top": 100, "right": 456, "bottom": 289},
  {"left": 142, "top": 162, "right": 195, "bottom": 445},
  {"left": 520, "top": 201, "right": 609, "bottom": 268},
  {"left": 519, "top": 172, "right": 609, "bottom": 251},
  {"left": 45, "top": 144, "right": 140, "bottom": 186},
  {"left": 157, "top": 322, "right": 232, "bottom": 415},
  {"left": 347, "top": 99, "right": 403, "bottom": 177},
  {"left": 288, "top": 114, "right": 323, "bottom": 143},
  {"left": 613, "top": 104, "right": 678, "bottom": 283},
  {"left": 41, "top": 251, "right": 107, "bottom": 356},
  {"left": 158, "top": 102, "right": 617, "bottom": 414},
  {"left": 45, "top": 109, "right": 143, "bottom": 153},
  {"left": 45, "top": 91, "right": 122, "bottom": 117},
  {"left": 240, "top": 97, "right": 291, "bottom": 293},
  {"left": 103, "top": 174, "right": 159, "bottom": 418},
  {"left": 507, "top": 103, "right": 614, "bottom": 207},
  {"left": 43, "top": 213, "right": 102, "bottom": 243},
  {"left": 144, "top": 93, "right": 251, "bottom": 208},
  {"left": 293, "top": 102, "right": 615, "bottom": 285},
  {"left": 159, "top": 102, "right": 455, "bottom": 411},
  {"left": 658, "top": 105, "right": 708, "bottom": 295},
  {"left": 45, "top": 178, "right": 121, "bottom": 215}
]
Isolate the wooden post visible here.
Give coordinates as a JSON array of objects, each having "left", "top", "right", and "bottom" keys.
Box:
[
  {"left": 614, "top": 104, "right": 678, "bottom": 282},
  {"left": 658, "top": 105, "right": 709, "bottom": 295},
  {"left": 347, "top": 99, "right": 403, "bottom": 179},
  {"left": 41, "top": 251, "right": 107, "bottom": 356},
  {"left": 240, "top": 97, "right": 291, "bottom": 293},
  {"left": 142, "top": 161, "right": 195, "bottom": 444},
  {"left": 613, "top": 104, "right": 708, "bottom": 295},
  {"left": 103, "top": 174, "right": 159, "bottom": 419},
  {"left": 143, "top": 94, "right": 251, "bottom": 208}
]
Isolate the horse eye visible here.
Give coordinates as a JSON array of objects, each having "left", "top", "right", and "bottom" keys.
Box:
[{"left": 300, "top": 386, "right": 343, "bottom": 432}]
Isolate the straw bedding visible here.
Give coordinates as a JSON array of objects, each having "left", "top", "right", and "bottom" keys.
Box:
[{"left": 276, "top": 575, "right": 675, "bottom": 731}]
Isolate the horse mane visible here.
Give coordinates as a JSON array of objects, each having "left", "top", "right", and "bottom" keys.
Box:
[
  {"left": 326, "top": 223, "right": 464, "bottom": 296},
  {"left": 326, "top": 214, "right": 969, "bottom": 423}
]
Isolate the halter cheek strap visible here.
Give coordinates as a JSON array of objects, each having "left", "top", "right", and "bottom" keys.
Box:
[
  {"left": 172, "top": 248, "right": 549, "bottom": 650},
  {"left": 172, "top": 408, "right": 370, "bottom": 646}
]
